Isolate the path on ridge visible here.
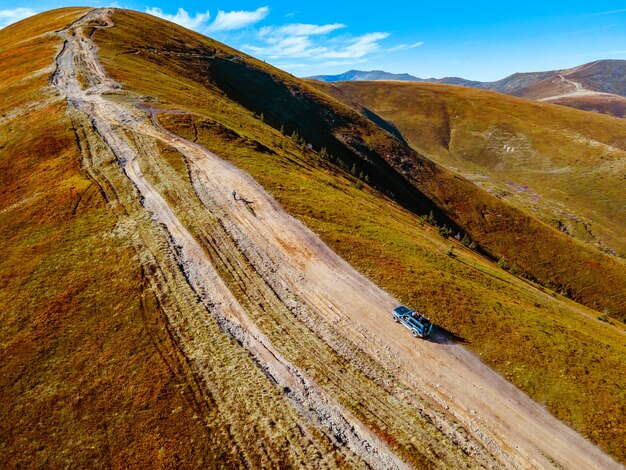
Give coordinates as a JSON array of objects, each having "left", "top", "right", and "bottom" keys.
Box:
[
  {"left": 52, "top": 8, "right": 623, "bottom": 470},
  {"left": 538, "top": 74, "right": 614, "bottom": 102}
]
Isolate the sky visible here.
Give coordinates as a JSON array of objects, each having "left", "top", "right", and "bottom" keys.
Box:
[{"left": 1, "top": 1, "right": 626, "bottom": 80}]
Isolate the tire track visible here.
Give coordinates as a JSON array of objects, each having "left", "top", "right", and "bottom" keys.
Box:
[{"left": 52, "top": 8, "right": 408, "bottom": 469}]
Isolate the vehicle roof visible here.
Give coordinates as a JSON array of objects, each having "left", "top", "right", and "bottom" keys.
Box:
[{"left": 394, "top": 305, "right": 413, "bottom": 314}]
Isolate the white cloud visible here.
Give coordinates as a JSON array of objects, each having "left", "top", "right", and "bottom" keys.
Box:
[
  {"left": 144, "top": 6, "right": 267, "bottom": 32},
  {"left": 0, "top": 7, "right": 37, "bottom": 28},
  {"left": 259, "top": 22, "right": 345, "bottom": 38},
  {"left": 320, "top": 32, "right": 389, "bottom": 59},
  {"left": 145, "top": 7, "right": 211, "bottom": 30},
  {"left": 245, "top": 27, "right": 389, "bottom": 61},
  {"left": 584, "top": 8, "right": 626, "bottom": 17},
  {"left": 273, "top": 58, "right": 368, "bottom": 70},
  {"left": 247, "top": 35, "right": 326, "bottom": 58},
  {"left": 141, "top": 6, "right": 422, "bottom": 72},
  {"left": 271, "top": 61, "right": 310, "bottom": 69},
  {"left": 319, "top": 58, "right": 368, "bottom": 67},
  {"left": 206, "top": 6, "right": 269, "bottom": 32},
  {"left": 387, "top": 41, "right": 424, "bottom": 53}
]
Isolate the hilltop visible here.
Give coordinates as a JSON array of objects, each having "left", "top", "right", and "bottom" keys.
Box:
[{"left": 1, "top": 8, "right": 625, "bottom": 468}]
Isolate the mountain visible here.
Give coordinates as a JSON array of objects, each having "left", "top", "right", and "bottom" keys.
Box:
[
  {"left": 310, "top": 61, "right": 626, "bottom": 117},
  {"left": 2, "top": 8, "right": 625, "bottom": 468},
  {"left": 310, "top": 69, "right": 422, "bottom": 82}
]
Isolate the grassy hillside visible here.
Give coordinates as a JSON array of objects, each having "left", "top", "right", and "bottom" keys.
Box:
[
  {"left": 0, "top": 10, "right": 364, "bottom": 468},
  {"left": 549, "top": 93, "right": 626, "bottom": 118},
  {"left": 89, "top": 9, "right": 626, "bottom": 461},
  {"left": 317, "top": 80, "right": 626, "bottom": 260},
  {"left": 0, "top": 8, "right": 223, "bottom": 466}
]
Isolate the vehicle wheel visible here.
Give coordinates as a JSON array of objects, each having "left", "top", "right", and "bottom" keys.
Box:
[
  {"left": 392, "top": 315, "right": 399, "bottom": 322},
  {"left": 412, "top": 329, "right": 419, "bottom": 337}
]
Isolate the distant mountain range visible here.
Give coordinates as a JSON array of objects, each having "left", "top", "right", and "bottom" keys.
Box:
[{"left": 309, "top": 60, "right": 626, "bottom": 117}]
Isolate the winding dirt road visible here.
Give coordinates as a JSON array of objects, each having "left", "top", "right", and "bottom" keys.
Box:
[
  {"left": 538, "top": 74, "right": 614, "bottom": 102},
  {"left": 52, "top": 9, "right": 622, "bottom": 469}
]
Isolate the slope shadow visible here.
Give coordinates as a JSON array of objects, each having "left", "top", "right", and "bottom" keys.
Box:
[
  {"left": 205, "top": 56, "right": 463, "bottom": 231},
  {"left": 361, "top": 107, "right": 409, "bottom": 145}
]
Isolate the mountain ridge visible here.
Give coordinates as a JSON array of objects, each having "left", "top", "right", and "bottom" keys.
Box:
[
  {"left": 309, "top": 60, "right": 626, "bottom": 117},
  {"left": 308, "top": 60, "right": 626, "bottom": 95}
]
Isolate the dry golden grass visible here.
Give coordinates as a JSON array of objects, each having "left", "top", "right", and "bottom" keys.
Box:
[
  {"left": 3, "top": 7, "right": 625, "bottom": 466},
  {"left": 162, "top": 111, "right": 626, "bottom": 465},
  {"left": 0, "top": 9, "right": 236, "bottom": 467},
  {"left": 93, "top": 10, "right": 626, "bottom": 323}
]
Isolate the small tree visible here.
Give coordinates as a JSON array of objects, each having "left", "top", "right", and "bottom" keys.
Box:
[
  {"left": 461, "top": 234, "right": 477, "bottom": 250},
  {"left": 598, "top": 309, "right": 610, "bottom": 322},
  {"left": 428, "top": 210, "right": 437, "bottom": 226},
  {"left": 438, "top": 224, "right": 452, "bottom": 238}
]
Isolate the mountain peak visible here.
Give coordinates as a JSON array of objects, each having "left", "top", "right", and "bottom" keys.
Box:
[{"left": 308, "top": 69, "right": 421, "bottom": 82}]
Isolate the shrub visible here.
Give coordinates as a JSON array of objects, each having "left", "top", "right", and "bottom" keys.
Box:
[
  {"left": 427, "top": 210, "right": 437, "bottom": 226},
  {"left": 438, "top": 224, "right": 452, "bottom": 238}
]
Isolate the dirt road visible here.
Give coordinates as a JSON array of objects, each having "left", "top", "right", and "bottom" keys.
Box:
[
  {"left": 52, "top": 9, "right": 410, "bottom": 469},
  {"left": 538, "top": 74, "right": 614, "bottom": 102},
  {"left": 52, "top": 9, "right": 622, "bottom": 469}
]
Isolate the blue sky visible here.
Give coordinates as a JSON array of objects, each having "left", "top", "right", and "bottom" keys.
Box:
[{"left": 2, "top": 1, "right": 626, "bottom": 80}]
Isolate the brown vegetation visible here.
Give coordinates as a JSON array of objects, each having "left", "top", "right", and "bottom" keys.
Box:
[{"left": 2, "top": 8, "right": 625, "bottom": 467}]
